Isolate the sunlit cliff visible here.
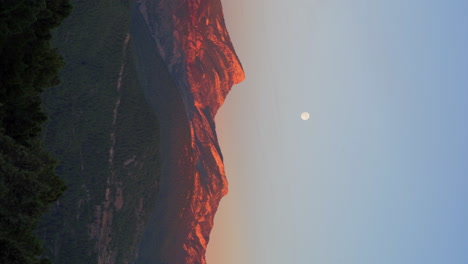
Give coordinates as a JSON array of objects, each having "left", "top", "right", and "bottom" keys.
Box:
[{"left": 132, "top": 0, "right": 244, "bottom": 263}]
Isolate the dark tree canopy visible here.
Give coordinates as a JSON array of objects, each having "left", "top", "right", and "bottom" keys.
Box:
[
  {"left": 0, "top": 0, "right": 71, "bottom": 263},
  {"left": 0, "top": 0, "right": 71, "bottom": 144}
]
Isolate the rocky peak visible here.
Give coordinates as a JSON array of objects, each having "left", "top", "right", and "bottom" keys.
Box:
[{"left": 134, "top": 1, "right": 244, "bottom": 264}]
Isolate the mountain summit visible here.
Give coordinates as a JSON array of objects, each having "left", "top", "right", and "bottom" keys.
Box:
[{"left": 132, "top": 0, "right": 244, "bottom": 263}]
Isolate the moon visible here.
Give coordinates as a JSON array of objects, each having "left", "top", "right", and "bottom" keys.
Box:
[{"left": 301, "top": 112, "right": 310, "bottom": 120}]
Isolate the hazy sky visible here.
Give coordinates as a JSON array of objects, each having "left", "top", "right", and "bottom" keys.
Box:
[{"left": 209, "top": 0, "right": 468, "bottom": 263}]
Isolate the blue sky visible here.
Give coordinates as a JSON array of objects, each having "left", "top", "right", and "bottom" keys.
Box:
[{"left": 209, "top": 0, "right": 468, "bottom": 263}]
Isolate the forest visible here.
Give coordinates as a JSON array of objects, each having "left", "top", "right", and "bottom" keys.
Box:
[{"left": 0, "top": 1, "right": 72, "bottom": 263}]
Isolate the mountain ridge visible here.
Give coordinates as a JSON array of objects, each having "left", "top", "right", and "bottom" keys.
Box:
[{"left": 132, "top": 0, "right": 244, "bottom": 263}]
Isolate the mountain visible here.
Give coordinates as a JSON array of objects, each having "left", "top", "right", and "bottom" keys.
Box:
[
  {"left": 131, "top": 0, "right": 244, "bottom": 263},
  {"left": 37, "top": 0, "right": 243, "bottom": 263}
]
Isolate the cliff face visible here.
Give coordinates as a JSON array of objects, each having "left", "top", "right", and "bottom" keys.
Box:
[
  {"left": 137, "top": 0, "right": 244, "bottom": 114},
  {"left": 133, "top": 0, "right": 244, "bottom": 264}
]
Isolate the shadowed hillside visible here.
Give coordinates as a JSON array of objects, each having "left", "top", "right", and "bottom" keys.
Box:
[
  {"left": 37, "top": 1, "right": 162, "bottom": 263},
  {"left": 35, "top": 0, "right": 244, "bottom": 263}
]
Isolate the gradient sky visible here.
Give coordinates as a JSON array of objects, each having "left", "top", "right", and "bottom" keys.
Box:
[{"left": 209, "top": 0, "right": 468, "bottom": 263}]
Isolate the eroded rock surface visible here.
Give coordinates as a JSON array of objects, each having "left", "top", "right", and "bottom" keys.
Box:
[{"left": 133, "top": 0, "right": 244, "bottom": 263}]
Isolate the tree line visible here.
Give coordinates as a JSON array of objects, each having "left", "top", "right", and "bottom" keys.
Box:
[{"left": 0, "top": 1, "right": 72, "bottom": 263}]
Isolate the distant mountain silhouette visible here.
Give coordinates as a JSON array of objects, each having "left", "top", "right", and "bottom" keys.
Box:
[{"left": 131, "top": 0, "right": 244, "bottom": 263}]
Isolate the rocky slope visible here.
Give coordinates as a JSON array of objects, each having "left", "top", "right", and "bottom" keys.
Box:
[{"left": 132, "top": 0, "right": 244, "bottom": 263}]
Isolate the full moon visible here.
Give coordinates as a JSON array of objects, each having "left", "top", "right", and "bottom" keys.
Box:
[{"left": 301, "top": 112, "right": 310, "bottom": 120}]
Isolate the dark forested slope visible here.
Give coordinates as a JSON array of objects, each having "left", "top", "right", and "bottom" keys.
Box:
[
  {"left": 37, "top": 1, "right": 162, "bottom": 263},
  {"left": 0, "top": 1, "right": 71, "bottom": 263}
]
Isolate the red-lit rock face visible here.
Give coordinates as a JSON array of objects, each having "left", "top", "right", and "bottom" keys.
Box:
[
  {"left": 137, "top": 0, "right": 244, "bottom": 115},
  {"left": 136, "top": 0, "right": 244, "bottom": 263}
]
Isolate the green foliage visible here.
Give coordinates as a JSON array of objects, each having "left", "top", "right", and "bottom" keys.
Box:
[
  {"left": 0, "top": 1, "right": 71, "bottom": 263},
  {"left": 0, "top": 0, "right": 72, "bottom": 145},
  {"left": 0, "top": 133, "right": 66, "bottom": 264}
]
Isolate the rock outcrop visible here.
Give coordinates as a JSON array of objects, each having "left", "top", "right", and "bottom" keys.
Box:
[{"left": 133, "top": 0, "right": 244, "bottom": 263}]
